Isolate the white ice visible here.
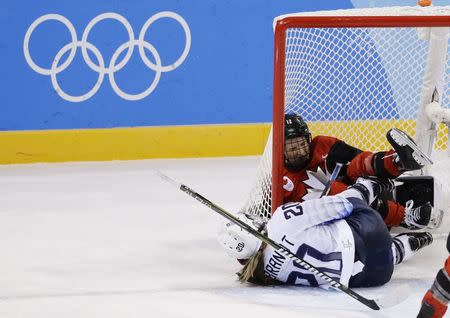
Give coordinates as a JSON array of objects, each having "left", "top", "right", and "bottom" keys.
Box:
[{"left": 0, "top": 156, "right": 448, "bottom": 318}]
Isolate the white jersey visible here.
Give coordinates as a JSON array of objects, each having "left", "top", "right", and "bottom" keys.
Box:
[{"left": 263, "top": 195, "right": 356, "bottom": 287}]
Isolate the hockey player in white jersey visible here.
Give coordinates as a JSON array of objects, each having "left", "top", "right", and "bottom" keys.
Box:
[{"left": 218, "top": 178, "right": 433, "bottom": 287}]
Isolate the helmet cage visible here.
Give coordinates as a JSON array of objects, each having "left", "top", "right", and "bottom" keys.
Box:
[{"left": 284, "top": 114, "right": 312, "bottom": 170}]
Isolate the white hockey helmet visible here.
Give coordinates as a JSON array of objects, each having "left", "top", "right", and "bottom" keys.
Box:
[{"left": 217, "top": 213, "right": 263, "bottom": 260}]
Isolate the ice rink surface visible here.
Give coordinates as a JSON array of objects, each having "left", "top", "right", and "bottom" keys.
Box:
[{"left": 0, "top": 156, "right": 448, "bottom": 318}]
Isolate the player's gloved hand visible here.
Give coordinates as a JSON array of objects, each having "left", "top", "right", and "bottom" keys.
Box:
[
  {"left": 347, "top": 177, "right": 394, "bottom": 205},
  {"left": 366, "top": 177, "right": 395, "bottom": 194}
]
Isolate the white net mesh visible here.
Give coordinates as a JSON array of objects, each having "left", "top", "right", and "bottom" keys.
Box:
[{"left": 243, "top": 6, "right": 450, "bottom": 223}]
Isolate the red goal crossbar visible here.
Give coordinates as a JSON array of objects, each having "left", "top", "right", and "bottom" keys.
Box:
[{"left": 272, "top": 15, "right": 450, "bottom": 213}]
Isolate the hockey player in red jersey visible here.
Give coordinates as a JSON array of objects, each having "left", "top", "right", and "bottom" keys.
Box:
[
  {"left": 282, "top": 113, "right": 436, "bottom": 230},
  {"left": 417, "top": 233, "right": 450, "bottom": 318}
]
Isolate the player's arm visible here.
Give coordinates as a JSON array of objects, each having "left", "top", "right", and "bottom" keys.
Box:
[
  {"left": 272, "top": 195, "right": 354, "bottom": 233},
  {"left": 323, "top": 138, "right": 378, "bottom": 184},
  {"left": 272, "top": 178, "right": 391, "bottom": 232},
  {"left": 326, "top": 139, "right": 362, "bottom": 174},
  {"left": 338, "top": 177, "right": 395, "bottom": 207}
]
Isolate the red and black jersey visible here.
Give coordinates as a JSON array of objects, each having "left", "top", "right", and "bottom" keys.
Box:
[{"left": 282, "top": 136, "right": 400, "bottom": 203}]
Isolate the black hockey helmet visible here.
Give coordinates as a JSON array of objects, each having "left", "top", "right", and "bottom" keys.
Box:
[{"left": 284, "top": 113, "right": 312, "bottom": 170}]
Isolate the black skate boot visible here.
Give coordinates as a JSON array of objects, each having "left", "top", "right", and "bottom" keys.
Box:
[
  {"left": 392, "top": 232, "right": 433, "bottom": 264},
  {"left": 407, "top": 232, "right": 434, "bottom": 251},
  {"left": 386, "top": 128, "right": 433, "bottom": 171},
  {"left": 401, "top": 201, "right": 432, "bottom": 230}
]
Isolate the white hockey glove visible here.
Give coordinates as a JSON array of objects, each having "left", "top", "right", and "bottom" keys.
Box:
[
  {"left": 341, "top": 177, "right": 394, "bottom": 205},
  {"left": 217, "top": 213, "right": 264, "bottom": 260}
]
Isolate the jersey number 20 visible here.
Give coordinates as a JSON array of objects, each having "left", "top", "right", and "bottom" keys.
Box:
[{"left": 282, "top": 202, "right": 303, "bottom": 220}]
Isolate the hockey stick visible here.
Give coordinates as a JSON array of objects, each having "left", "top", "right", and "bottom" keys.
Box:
[
  {"left": 320, "top": 162, "right": 344, "bottom": 198},
  {"left": 157, "top": 171, "right": 409, "bottom": 311}
]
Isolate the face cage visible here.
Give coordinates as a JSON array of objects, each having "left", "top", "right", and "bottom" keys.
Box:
[{"left": 284, "top": 136, "right": 311, "bottom": 170}]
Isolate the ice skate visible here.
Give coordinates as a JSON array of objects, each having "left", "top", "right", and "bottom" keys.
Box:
[
  {"left": 401, "top": 200, "right": 432, "bottom": 230},
  {"left": 392, "top": 232, "right": 433, "bottom": 264},
  {"left": 401, "top": 200, "right": 444, "bottom": 230},
  {"left": 387, "top": 128, "right": 433, "bottom": 171},
  {"left": 404, "top": 232, "right": 434, "bottom": 251}
]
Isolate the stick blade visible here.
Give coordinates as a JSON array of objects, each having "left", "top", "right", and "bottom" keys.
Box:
[
  {"left": 155, "top": 170, "right": 181, "bottom": 188},
  {"left": 374, "top": 284, "right": 411, "bottom": 309}
]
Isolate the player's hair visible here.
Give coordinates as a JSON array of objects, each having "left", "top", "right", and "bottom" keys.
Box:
[{"left": 237, "top": 241, "right": 282, "bottom": 286}]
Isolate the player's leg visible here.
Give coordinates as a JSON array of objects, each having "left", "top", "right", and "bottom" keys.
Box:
[
  {"left": 417, "top": 233, "right": 450, "bottom": 318},
  {"left": 371, "top": 176, "right": 440, "bottom": 230},
  {"left": 371, "top": 198, "right": 404, "bottom": 227},
  {"left": 372, "top": 199, "right": 434, "bottom": 229},
  {"left": 359, "top": 128, "right": 427, "bottom": 180},
  {"left": 387, "top": 128, "right": 433, "bottom": 171},
  {"left": 396, "top": 176, "right": 444, "bottom": 229},
  {"left": 345, "top": 198, "right": 395, "bottom": 287},
  {"left": 346, "top": 129, "right": 430, "bottom": 181},
  {"left": 402, "top": 201, "right": 434, "bottom": 229},
  {"left": 391, "top": 232, "right": 433, "bottom": 264}
]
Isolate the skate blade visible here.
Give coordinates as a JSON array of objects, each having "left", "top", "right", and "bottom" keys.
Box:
[
  {"left": 428, "top": 208, "right": 444, "bottom": 229},
  {"left": 390, "top": 128, "right": 433, "bottom": 166}
]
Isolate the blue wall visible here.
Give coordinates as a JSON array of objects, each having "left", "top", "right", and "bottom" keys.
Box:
[
  {"left": 1, "top": 0, "right": 352, "bottom": 131},
  {"left": 351, "top": 0, "right": 450, "bottom": 7}
]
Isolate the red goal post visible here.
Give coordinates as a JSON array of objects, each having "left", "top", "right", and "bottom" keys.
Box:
[{"left": 243, "top": 7, "right": 450, "bottom": 222}]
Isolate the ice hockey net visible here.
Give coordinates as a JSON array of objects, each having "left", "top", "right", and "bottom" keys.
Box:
[{"left": 243, "top": 6, "right": 450, "bottom": 222}]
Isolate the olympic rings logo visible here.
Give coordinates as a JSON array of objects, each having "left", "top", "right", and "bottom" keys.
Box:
[{"left": 23, "top": 12, "right": 191, "bottom": 102}]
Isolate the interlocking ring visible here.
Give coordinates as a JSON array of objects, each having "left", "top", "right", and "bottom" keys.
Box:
[{"left": 23, "top": 11, "right": 191, "bottom": 102}]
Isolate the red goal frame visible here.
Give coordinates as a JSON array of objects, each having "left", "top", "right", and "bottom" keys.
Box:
[{"left": 272, "top": 15, "right": 450, "bottom": 213}]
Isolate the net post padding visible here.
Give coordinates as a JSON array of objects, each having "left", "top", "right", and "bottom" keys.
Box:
[
  {"left": 415, "top": 27, "right": 449, "bottom": 156},
  {"left": 272, "top": 22, "right": 287, "bottom": 213}
]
